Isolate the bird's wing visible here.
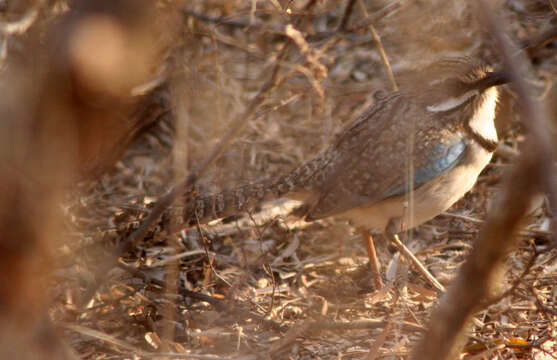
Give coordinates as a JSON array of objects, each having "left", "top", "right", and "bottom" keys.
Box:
[{"left": 304, "top": 94, "right": 466, "bottom": 221}]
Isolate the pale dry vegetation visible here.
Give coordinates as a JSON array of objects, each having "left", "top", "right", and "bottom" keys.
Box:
[{"left": 1, "top": 0, "right": 556, "bottom": 359}]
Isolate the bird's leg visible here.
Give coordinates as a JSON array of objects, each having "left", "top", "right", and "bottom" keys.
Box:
[
  {"left": 385, "top": 219, "right": 445, "bottom": 293},
  {"left": 360, "top": 228, "right": 384, "bottom": 289}
]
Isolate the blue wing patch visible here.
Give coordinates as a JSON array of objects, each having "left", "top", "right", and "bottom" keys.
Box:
[{"left": 384, "top": 138, "right": 467, "bottom": 198}]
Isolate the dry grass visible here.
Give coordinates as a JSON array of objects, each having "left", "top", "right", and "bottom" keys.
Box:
[{"left": 4, "top": 0, "right": 555, "bottom": 359}]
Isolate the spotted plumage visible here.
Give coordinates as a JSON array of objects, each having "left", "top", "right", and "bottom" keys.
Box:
[{"left": 173, "top": 59, "right": 506, "bottom": 251}]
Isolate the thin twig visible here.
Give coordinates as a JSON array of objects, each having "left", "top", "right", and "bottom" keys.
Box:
[
  {"left": 337, "top": 0, "right": 357, "bottom": 33},
  {"left": 521, "top": 26, "right": 557, "bottom": 54},
  {"left": 356, "top": 0, "right": 397, "bottom": 91},
  {"left": 550, "top": 0, "right": 557, "bottom": 14},
  {"left": 116, "top": 260, "right": 226, "bottom": 309},
  {"left": 366, "top": 320, "right": 393, "bottom": 360},
  {"left": 442, "top": 211, "right": 553, "bottom": 239},
  {"left": 390, "top": 234, "right": 445, "bottom": 292},
  {"left": 66, "top": 324, "right": 245, "bottom": 360},
  {"left": 184, "top": 2, "right": 402, "bottom": 43},
  {"left": 480, "top": 243, "right": 540, "bottom": 308},
  {"left": 269, "top": 318, "right": 424, "bottom": 357},
  {"left": 197, "top": 219, "right": 233, "bottom": 288}
]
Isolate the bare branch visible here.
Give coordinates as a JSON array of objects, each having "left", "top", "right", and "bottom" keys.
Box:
[{"left": 410, "top": 1, "right": 557, "bottom": 359}]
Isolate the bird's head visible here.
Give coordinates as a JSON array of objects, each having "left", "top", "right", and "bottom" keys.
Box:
[
  {"left": 399, "top": 58, "right": 508, "bottom": 114},
  {"left": 398, "top": 58, "right": 509, "bottom": 150}
]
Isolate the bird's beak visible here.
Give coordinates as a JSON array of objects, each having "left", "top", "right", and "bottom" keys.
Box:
[{"left": 478, "top": 71, "right": 510, "bottom": 90}]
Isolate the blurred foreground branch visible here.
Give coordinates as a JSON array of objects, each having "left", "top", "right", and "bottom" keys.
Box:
[
  {"left": 411, "top": 2, "right": 557, "bottom": 360},
  {"left": 0, "top": 1, "right": 171, "bottom": 358}
]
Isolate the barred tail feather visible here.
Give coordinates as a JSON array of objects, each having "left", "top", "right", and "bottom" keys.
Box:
[
  {"left": 179, "top": 180, "right": 272, "bottom": 225},
  {"left": 170, "top": 155, "right": 325, "bottom": 227}
]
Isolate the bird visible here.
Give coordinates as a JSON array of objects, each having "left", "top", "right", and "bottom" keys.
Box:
[{"left": 164, "top": 58, "right": 508, "bottom": 289}]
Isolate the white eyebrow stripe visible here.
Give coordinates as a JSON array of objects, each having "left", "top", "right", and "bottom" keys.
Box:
[{"left": 426, "top": 90, "right": 479, "bottom": 112}]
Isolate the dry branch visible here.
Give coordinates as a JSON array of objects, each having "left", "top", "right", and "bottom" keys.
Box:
[{"left": 410, "top": 2, "right": 557, "bottom": 359}]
